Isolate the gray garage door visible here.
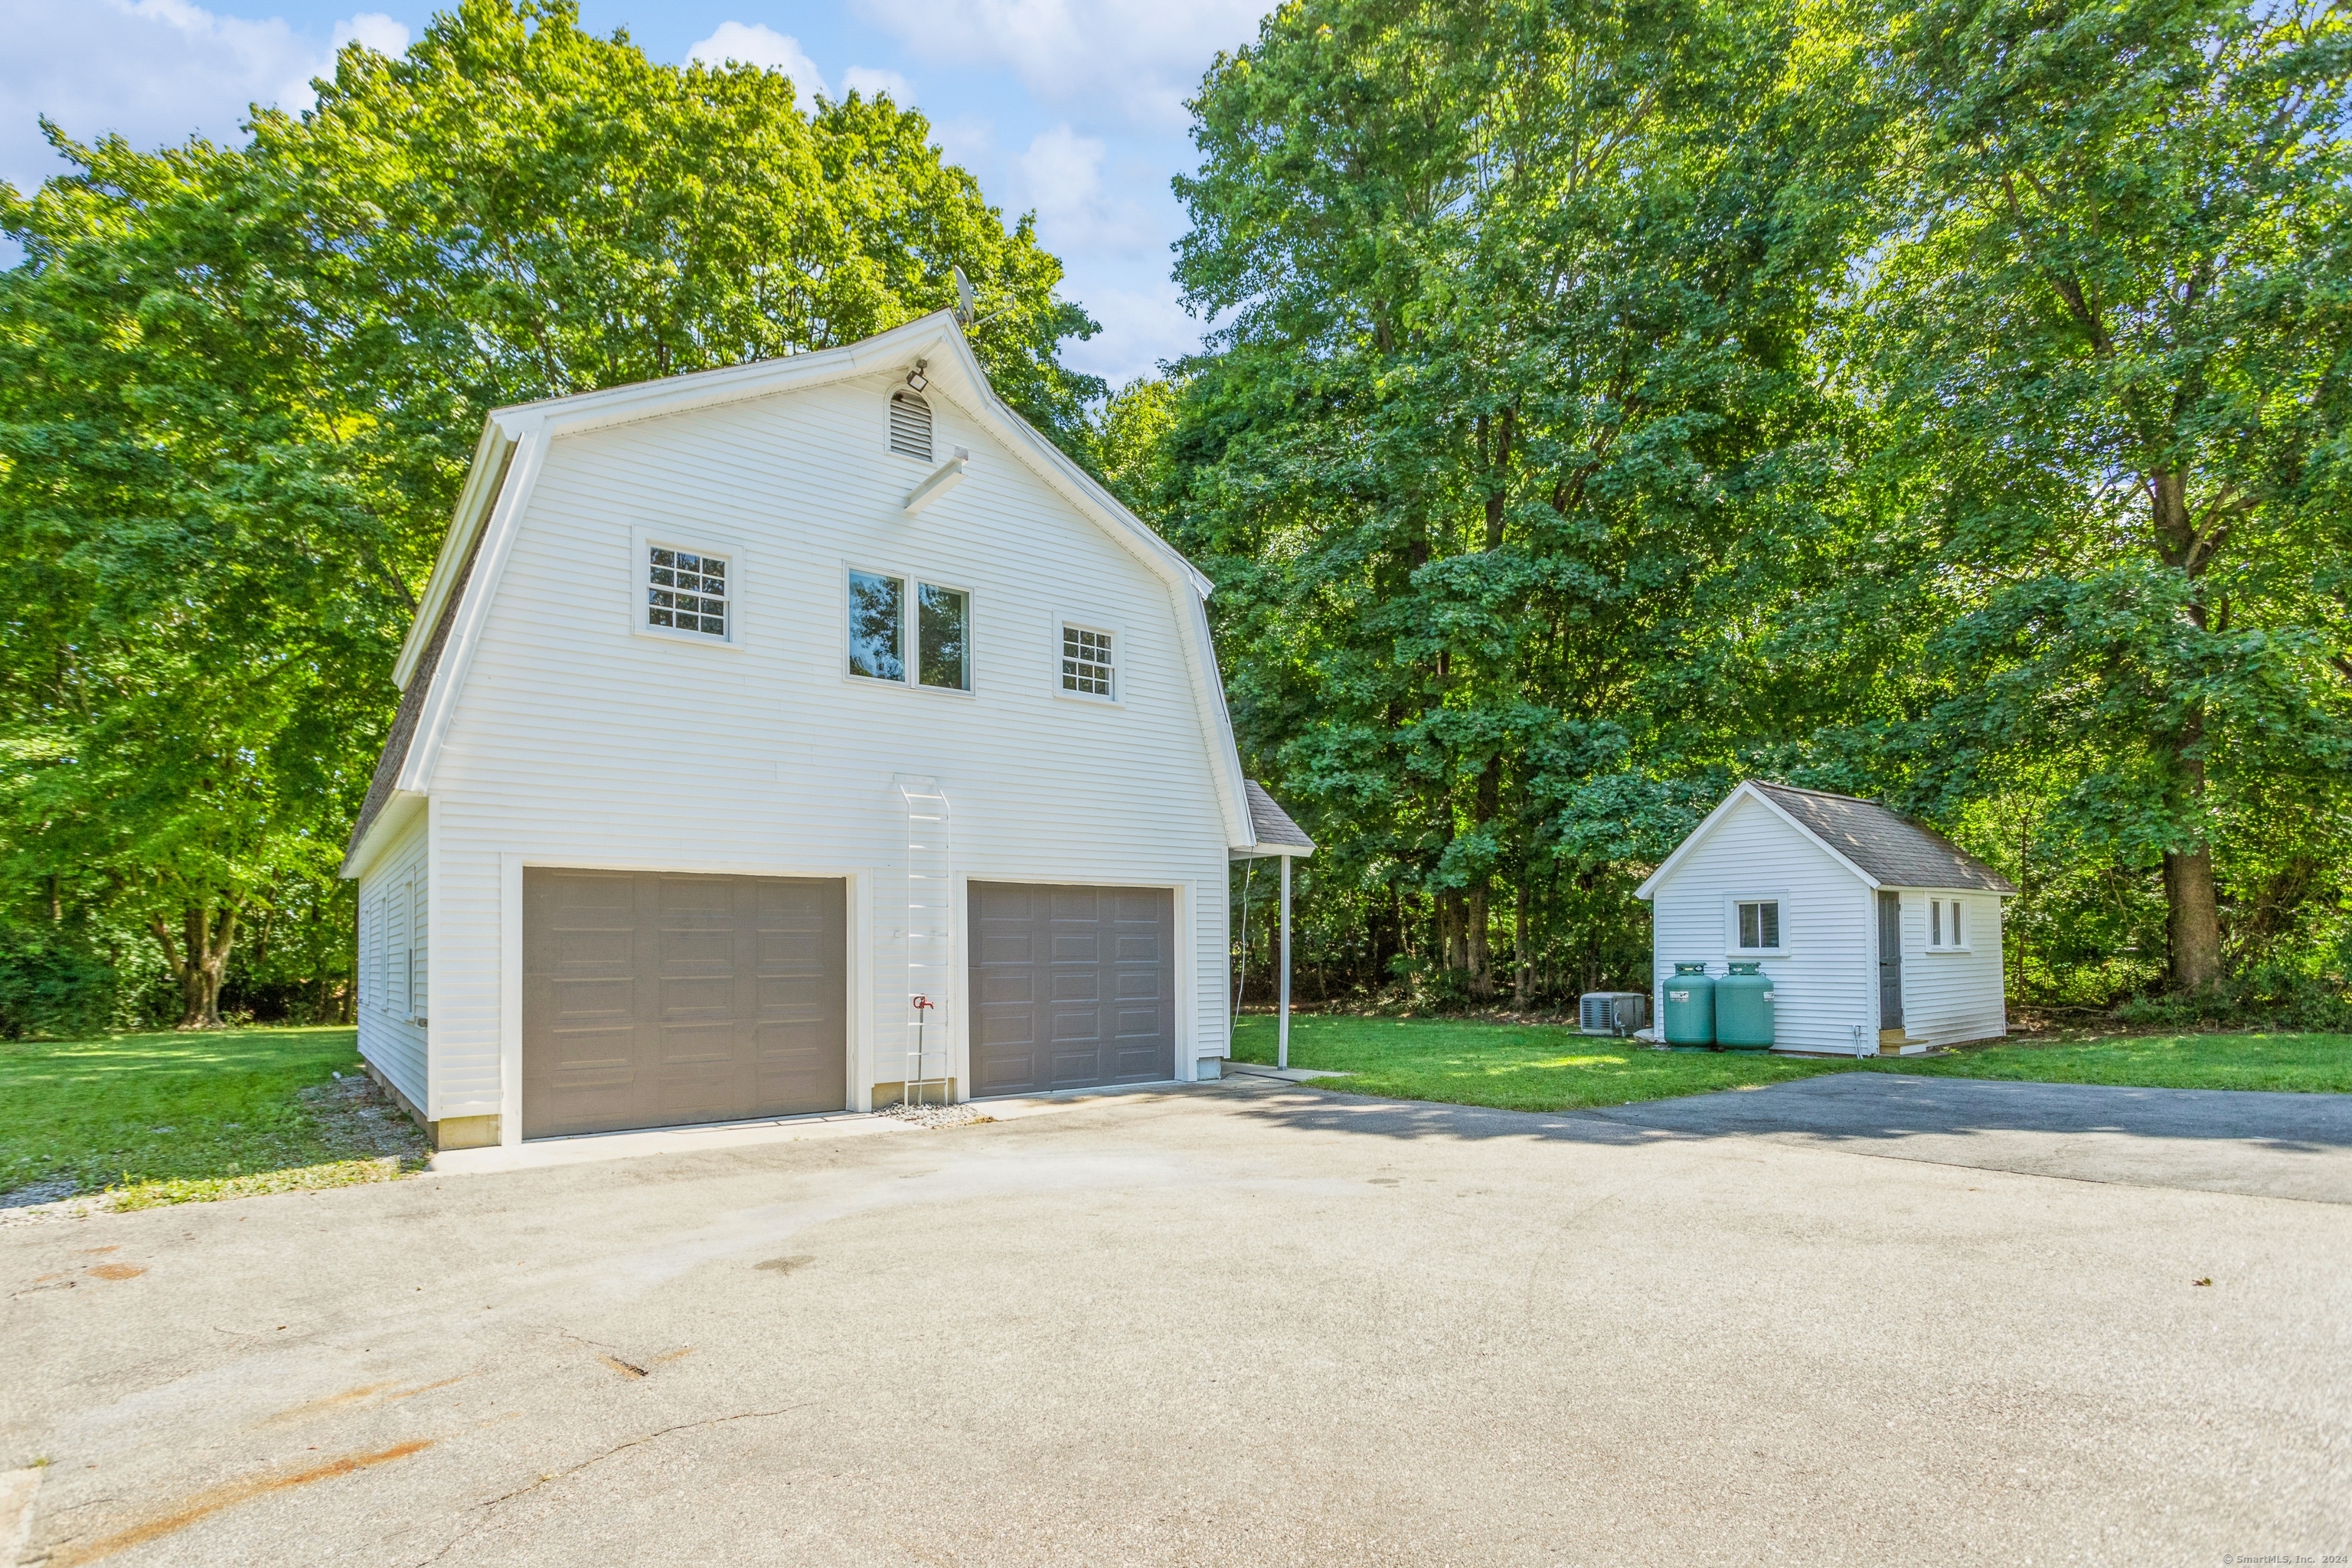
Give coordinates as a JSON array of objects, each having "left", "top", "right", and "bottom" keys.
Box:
[
  {"left": 523, "top": 869, "right": 848, "bottom": 1138},
  {"left": 969, "top": 882, "right": 1174, "bottom": 1098}
]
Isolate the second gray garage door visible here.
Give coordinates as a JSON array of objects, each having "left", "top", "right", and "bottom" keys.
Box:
[
  {"left": 523, "top": 869, "right": 848, "bottom": 1138},
  {"left": 969, "top": 882, "right": 1175, "bottom": 1097}
]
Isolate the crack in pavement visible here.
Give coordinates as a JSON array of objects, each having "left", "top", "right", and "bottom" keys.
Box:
[{"left": 410, "top": 1405, "right": 815, "bottom": 1567}]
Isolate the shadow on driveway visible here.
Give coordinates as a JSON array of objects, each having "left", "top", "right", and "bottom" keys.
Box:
[{"left": 1210, "top": 1071, "right": 2352, "bottom": 1204}]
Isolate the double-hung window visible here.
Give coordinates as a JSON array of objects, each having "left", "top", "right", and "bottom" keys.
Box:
[
  {"left": 1061, "top": 625, "right": 1114, "bottom": 698},
  {"left": 1734, "top": 899, "right": 1782, "bottom": 951},
  {"left": 848, "top": 569, "right": 970, "bottom": 691}
]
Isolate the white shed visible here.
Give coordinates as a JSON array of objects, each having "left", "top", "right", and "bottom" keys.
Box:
[{"left": 1634, "top": 782, "right": 2015, "bottom": 1056}]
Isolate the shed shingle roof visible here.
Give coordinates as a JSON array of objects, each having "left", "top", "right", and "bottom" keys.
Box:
[
  {"left": 1753, "top": 782, "right": 2014, "bottom": 893},
  {"left": 1243, "top": 780, "right": 1315, "bottom": 852}
]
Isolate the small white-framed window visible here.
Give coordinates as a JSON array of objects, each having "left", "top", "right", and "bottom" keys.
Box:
[
  {"left": 646, "top": 544, "right": 728, "bottom": 638},
  {"left": 889, "top": 389, "right": 934, "bottom": 461},
  {"left": 630, "top": 526, "right": 743, "bottom": 647},
  {"left": 847, "top": 567, "right": 972, "bottom": 692},
  {"left": 1735, "top": 898, "right": 1782, "bottom": 951},
  {"left": 1061, "top": 624, "right": 1114, "bottom": 698},
  {"left": 1928, "top": 897, "right": 1968, "bottom": 951}
]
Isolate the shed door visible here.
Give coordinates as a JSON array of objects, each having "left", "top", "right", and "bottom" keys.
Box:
[
  {"left": 969, "top": 883, "right": 1174, "bottom": 1098},
  {"left": 523, "top": 869, "right": 848, "bottom": 1138},
  {"left": 1877, "top": 890, "right": 1904, "bottom": 1029}
]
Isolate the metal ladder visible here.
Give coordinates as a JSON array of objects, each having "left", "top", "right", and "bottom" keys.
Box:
[{"left": 894, "top": 776, "right": 953, "bottom": 1106}]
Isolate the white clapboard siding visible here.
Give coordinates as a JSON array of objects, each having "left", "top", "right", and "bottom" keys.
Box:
[
  {"left": 1648, "top": 792, "right": 1874, "bottom": 1053},
  {"left": 1895, "top": 889, "right": 2007, "bottom": 1047},
  {"left": 356, "top": 809, "right": 428, "bottom": 1108},
  {"left": 422, "top": 371, "right": 1231, "bottom": 1120}
]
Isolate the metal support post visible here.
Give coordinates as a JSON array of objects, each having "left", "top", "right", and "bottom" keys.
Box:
[{"left": 1279, "top": 852, "right": 1292, "bottom": 1070}]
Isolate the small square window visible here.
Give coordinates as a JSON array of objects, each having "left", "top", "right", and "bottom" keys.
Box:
[
  {"left": 1736, "top": 900, "right": 1780, "bottom": 950},
  {"left": 646, "top": 544, "right": 727, "bottom": 638},
  {"left": 1062, "top": 626, "right": 1113, "bottom": 697}
]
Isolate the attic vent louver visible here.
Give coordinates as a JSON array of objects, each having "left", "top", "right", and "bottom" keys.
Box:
[{"left": 889, "top": 389, "right": 933, "bottom": 461}]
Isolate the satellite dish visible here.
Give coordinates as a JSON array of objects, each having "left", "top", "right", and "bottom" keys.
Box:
[{"left": 952, "top": 265, "right": 975, "bottom": 328}]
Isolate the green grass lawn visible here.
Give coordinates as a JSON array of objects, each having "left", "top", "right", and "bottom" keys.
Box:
[
  {"left": 0, "top": 1025, "right": 426, "bottom": 1210},
  {"left": 1229, "top": 1014, "right": 2352, "bottom": 1112}
]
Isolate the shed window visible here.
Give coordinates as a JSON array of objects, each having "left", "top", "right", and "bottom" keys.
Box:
[
  {"left": 1736, "top": 900, "right": 1780, "bottom": 950},
  {"left": 646, "top": 545, "right": 727, "bottom": 638},
  {"left": 1929, "top": 897, "right": 1965, "bottom": 950},
  {"left": 1061, "top": 626, "right": 1113, "bottom": 697},
  {"left": 889, "top": 390, "right": 933, "bottom": 461}
]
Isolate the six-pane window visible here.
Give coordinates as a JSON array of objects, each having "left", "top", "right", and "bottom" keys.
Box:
[
  {"left": 648, "top": 545, "right": 727, "bottom": 637},
  {"left": 1062, "top": 626, "right": 1113, "bottom": 697},
  {"left": 1736, "top": 899, "right": 1781, "bottom": 949},
  {"left": 848, "top": 569, "right": 970, "bottom": 691}
]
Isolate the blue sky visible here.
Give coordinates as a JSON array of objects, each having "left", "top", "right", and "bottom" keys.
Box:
[{"left": 0, "top": 0, "right": 1277, "bottom": 384}]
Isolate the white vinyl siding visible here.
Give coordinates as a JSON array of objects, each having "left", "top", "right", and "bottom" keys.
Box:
[
  {"left": 355, "top": 808, "right": 428, "bottom": 1109},
  {"left": 1649, "top": 795, "right": 1873, "bottom": 1053},
  {"left": 1897, "top": 890, "right": 2006, "bottom": 1047},
  {"left": 417, "top": 370, "right": 1232, "bottom": 1124}
]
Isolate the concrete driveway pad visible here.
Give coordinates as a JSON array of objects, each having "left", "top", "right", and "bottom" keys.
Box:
[{"left": 4, "top": 1078, "right": 2347, "bottom": 1565}]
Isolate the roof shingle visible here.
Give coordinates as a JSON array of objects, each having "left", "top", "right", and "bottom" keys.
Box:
[
  {"left": 1753, "top": 782, "right": 2014, "bottom": 893},
  {"left": 1243, "top": 780, "right": 1315, "bottom": 852}
]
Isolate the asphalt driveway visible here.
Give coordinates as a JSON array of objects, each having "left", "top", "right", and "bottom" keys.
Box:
[{"left": 5, "top": 1076, "right": 2347, "bottom": 1566}]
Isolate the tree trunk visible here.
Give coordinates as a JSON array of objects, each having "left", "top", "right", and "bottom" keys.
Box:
[
  {"left": 1513, "top": 882, "right": 1531, "bottom": 1008},
  {"left": 2163, "top": 708, "right": 2223, "bottom": 994},
  {"left": 1467, "top": 885, "right": 1494, "bottom": 998},
  {"left": 2164, "top": 845, "right": 2222, "bottom": 992},
  {"left": 152, "top": 902, "right": 242, "bottom": 1029}
]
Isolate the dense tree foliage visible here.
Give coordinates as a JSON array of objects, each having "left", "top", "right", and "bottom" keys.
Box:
[
  {"left": 1171, "top": 0, "right": 2351, "bottom": 1016},
  {"left": 0, "top": 0, "right": 1099, "bottom": 1032},
  {"left": 2, "top": 0, "right": 2342, "bottom": 1037}
]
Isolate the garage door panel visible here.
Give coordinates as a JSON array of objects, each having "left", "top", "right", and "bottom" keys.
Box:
[
  {"left": 545, "top": 1025, "right": 633, "bottom": 1071},
  {"left": 525, "top": 870, "right": 846, "bottom": 1138},
  {"left": 978, "top": 973, "right": 1033, "bottom": 1004},
  {"left": 1049, "top": 1007, "right": 1102, "bottom": 1041},
  {"left": 969, "top": 882, "right": 1173, "bottom": 1098}
]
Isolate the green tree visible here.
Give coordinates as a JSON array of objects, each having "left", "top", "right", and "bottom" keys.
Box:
[
  {"left": 0, "top": 0, "right": 1106, "bottom": 1030},
  {"left": 1167, "top": 0, "right": 1880, "bottom": 998},
  {"left": 1864, "top": 0, "right": 2352, "bottom": 991}
]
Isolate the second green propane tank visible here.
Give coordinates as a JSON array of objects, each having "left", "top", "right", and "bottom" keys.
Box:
[{"left": 1714, "top": 960, "right": 1775, "bottom": 1050}]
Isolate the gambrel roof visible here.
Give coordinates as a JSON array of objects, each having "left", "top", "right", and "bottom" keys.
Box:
[
  {"left": 344, "top": 312, "right": 1250, "bottom": 876},
  {"left": 1635, "top": 780, "right": 2016, "bottom": 900}
]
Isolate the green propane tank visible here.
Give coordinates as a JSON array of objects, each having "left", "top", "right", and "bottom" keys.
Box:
[
  {"left": 1661, "top": 962, "right": 1715, "bottom": 1047},
  {"left": 1714, "top": 961, "right": 1775, "bottom": 1050}
]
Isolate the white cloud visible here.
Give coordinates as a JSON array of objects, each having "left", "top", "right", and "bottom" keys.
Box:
[
  {"left": 855, "top": 0, "right": 1269, "bottom": 129},
  {"left": 841, "top": 66, "right": 915, "bottom": 104},
  {"left": 1013, "top": 125, "right": 1159, "bottom": 257},
  {"left": 687, "top": 21, "right": 829, "bottom": 100},
  {"left": 1057, "top": 279, "right": 1200, "bottom": 385},
  {"left": 0, "top": 0, "right": 407, "bottom": 191}
]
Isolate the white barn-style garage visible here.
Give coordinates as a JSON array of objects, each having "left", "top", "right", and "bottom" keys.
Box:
[
  {"left": 342, "top": 309, "right": 1308, "bottom": 1150},
  {"left": 1635, "top": 781, "right": 2016, "bottom": 1055}
]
